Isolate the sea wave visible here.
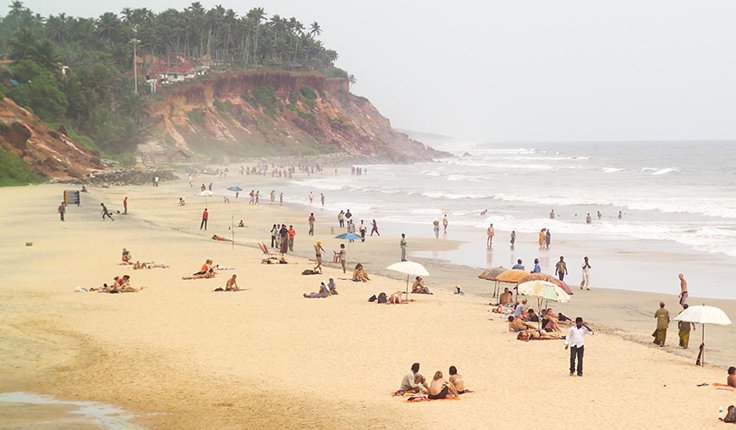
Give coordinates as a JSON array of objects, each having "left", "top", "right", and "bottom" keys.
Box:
[{"left": 602, "top": 167, "right": 625, "bottom": 173}]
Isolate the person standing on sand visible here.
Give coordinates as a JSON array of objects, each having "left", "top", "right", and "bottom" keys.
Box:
[
  {"left": 308, "top": 213, "right": 316, "bottom": 236},
  {"left": 200, "top": 208, "right": 208, "bottom": 230},
  {"left": 314, "top": 241, "right": 325, "bottom": 272},
  {"left": 565, "top": 317, "right": 594, "bottom": 377},
  {"left": 586, "top": 213, "right": 592, "bottom": 224},
  {"left": 288, "top": 225, "right": 296, "bottom": 252},
  {"left": 338, "top": 243, "right": 347, "bottom": 273},
  {"left": 320, "top": 193, "right": 325, "bottom": 207},
  {"left": 678, "top": 304, "right": 695, "bottom": 349},
  {"left": 510, "top": 230, "right": 516, "bottom": 247},
  {"left": 279, "top": 224, "right": 289, "bottom": 254},
  {"left": 400, "top": 234, "right": 408, "bottom": 261},
  {"left": 538, "top": 229, "right": 546, "bottom": 247},
  {"left": 58, "top": 202, "right": 65, "bottom": 221},
  {"left": 370, "top": 219, "right": 380, "bottom": 236},
  {"left": 487, "top": 223, "right": 495, "bottom": 246},
  {"left": 338, "top": 210, "right": 345, "bottom": 228},
  {"left": 123, "top": 196, "right": 128, "bottom": 214},
  {"left": 270, "top": 224, "right": 278, "bottom": 248},
  {"left": 279, "top": 192, "right": 283, "bottom": 205},
  {"left": 359, "top": 221, "right": 367, "bottom": 242},
  {"left": 618, "top": 211, "right": 623, "bottom": 220},
  {"left": 580, "top": 257, "right": 591, "bottom": 290},
  {"left": 443, "top": 214, "right": 449, "bottom": 234},
  {"left": 555, "top": 256, "right": 567, "bottom": 281},
  {"left": 309, "top": 192, "right": 314, "bottom": 204},
  {"left": 101, "top": 203, "right": 113, "bottom": 221},
  {"left": 677, "top": 273, "right": 688, "bottom": 307},
  {"left": 433, "top": 219, "right": 440, "bottom": 239},
  {"left": 550, "top": 209, "right": 555, "bottom": 219},
  {"left": 545, "top": 229, "right": 551, "bottom": 249},
  {"left": 653, "top": 302, "right": 670, "bottom": 347}
]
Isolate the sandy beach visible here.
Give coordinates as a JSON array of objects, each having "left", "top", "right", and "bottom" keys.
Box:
[{"left": 1, "top": 172, "right": 735, "bottom": 429}]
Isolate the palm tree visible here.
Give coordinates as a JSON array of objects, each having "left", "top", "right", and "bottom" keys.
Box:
[{"left": 309, "top": 21, "right": 321, "bottom": 37}]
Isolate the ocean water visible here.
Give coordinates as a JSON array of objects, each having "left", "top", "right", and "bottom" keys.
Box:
[{"left": 286, "top": 139, "right": 736, "bottom": 260}]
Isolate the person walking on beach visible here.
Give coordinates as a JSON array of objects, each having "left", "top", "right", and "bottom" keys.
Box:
[
  {"left": 618, "top": 211, "right": 623, "bottom": 220},
  {"left": 400, "top": 234, "right": 408, "bottom": 261},
  {"left": 279, "top": 192, "right": 283, "bottom": 205},
  {"left": 581, "top": 257, "right": 591, "bottom": 290},
  {"left": 565, "top": 317, "right": 594, "bottom": 377},
  {"left": 532, "top": 258, "right": 541, "bottom": 273},
  {"left": 249, "top": 190, "right": 255, "bottom": 204},
  {"left": 200, "top": 208, "right": 208, "bottom": 230},
  {"left": 101, "top": 203, "right": 113, "bottom": 221},
  {"left": 288, "top": 225, "right": 296, "bottom": 252},
  {"left": 550, "top": 209, "right": 555, "bottom": 219},
  {"left": 586, "top": 213, "right": 592, "bottom": 224},
  {"left": 487, "top": 223, "right": 495, "bottom": 246},
  {"left": 308, "top": 213, "right": 316, "bottom": 236},
  {"left": 443, "top": 215, "right": 449, "bottom": 234},
  {"left": 433, "top": 219, "right": 440, "bottom": 239},
  {"left": 255, "top": 191, "right": 260, "bottom": 204},
  {"left": 653, "top": 302, "right": 670, "bottom": 347},
  {"left": 359, "top": 221, "right": 367, "bottom": 242},
  {"left": 678, "top": 304, "right": 695, "bottom": 349},
  {"left": 677, "top": 273, "right": 688, "bottom": 308},
  {"left": 309, "top": 192, "right": 314, "bottom": 204},
  {"left": 370, "top": 219, "right": 380, "bottom": 236},
  {"left": 555, "top": 256, "right": 567, "bottom": 281},
  {"left": 338, "top": 243, "right": 347, "bottom": 273},
  {"left": 320, "top": 193, "right": 325, "bottom": 207},
  {"left": 545, "top": 229, "right": 551, "bottom": 249},
  {"left": 57, "top": 202, "right": 66, "bottom": 221},
  {"left": 314, "top": 241, "right": 325, "bottom": 272},
  {"left": 123, "top": 196, "right": 128, "bottom": 214}
]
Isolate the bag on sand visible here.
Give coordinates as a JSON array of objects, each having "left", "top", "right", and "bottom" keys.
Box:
[
  {"left": 368, "top": 295, "right": 377, "bottom": 302},
  {"left": 724, "top": 406, "right": 736, "bottom": 423},
  {"left": 377, "top": 292, "right": 387, "bottom": 304}
]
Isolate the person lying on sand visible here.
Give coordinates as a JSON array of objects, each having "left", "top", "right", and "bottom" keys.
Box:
[
  {"left": 212, "top": 234, "right": 233, "bottom": 242},
  {"left": 304, "top": 281, "right": 330, "bottom": 298},
  {"left": 352, "top": 263, "right": 370, "bottom": 282},
  {"left": 516, "top": 329, "right": 564, "bottom": 341},
  {"left": 121, "top": 248, "right": 132, "bottom": 264},
  {"left": 508, "top": 316, "right": 536, "bottom": 332},
  {"left": 262, "top": 256, "right": 288, "bottom": 264},
  {"left": 411, "top": 276, "right": 432, "bottom": 294},
  {"left": 225, "top": 275, "right": 239, "bottom": 291},
  {"left": 114, "top": 275, "right": 142, "bottom": 293},
  {"left": 388, "top": 291, "right": 411, "bottom": 304},
  {"left": 448, "top": 366, "right": 472, "bottom": 394},
  {"left": 428, "top": 371, "right": 459, "bottom": 400},
  {"left": 541, "top": 309, "right": 562, "bottom": 332}
]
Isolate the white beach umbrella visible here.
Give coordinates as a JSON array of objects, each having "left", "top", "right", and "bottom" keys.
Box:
[
  {"left": 517, "top": 280, "right": 571, "bottom": 328},
  {"left": 673, "top": 305, "right": 732, "bottom": 366},
  {"left": 199, "top": 190, "right": 214, "bottom": 196},
  {"left": 386, "top": 261, "right": 430, "bottom": 297}
]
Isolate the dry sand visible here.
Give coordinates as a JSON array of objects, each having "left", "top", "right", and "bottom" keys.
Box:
[{"left": 1, "top": 175, "right": 734, "bottom": 429}]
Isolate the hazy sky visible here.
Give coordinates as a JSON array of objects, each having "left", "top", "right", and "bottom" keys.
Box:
[{"left": 7, "top": 0, "right": 736, "bottom": 142}]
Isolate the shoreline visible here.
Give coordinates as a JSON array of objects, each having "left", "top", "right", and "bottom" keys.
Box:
[{"left": 1, "top": 172, "right": 735, "bottom": 429}]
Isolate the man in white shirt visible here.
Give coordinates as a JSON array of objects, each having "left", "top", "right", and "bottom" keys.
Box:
[
  {"left": 397, "top": 362, "right": 428, "bottom": 395},
  {"left": 564, "top": 317, "right": 594, "bottom": 377}
]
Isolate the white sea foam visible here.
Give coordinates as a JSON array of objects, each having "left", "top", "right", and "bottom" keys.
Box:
[{"left": 602, "top": 167, "right": 625, "bottom": 173}]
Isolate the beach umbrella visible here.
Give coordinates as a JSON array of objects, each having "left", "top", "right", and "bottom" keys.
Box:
[
  {"left": 673, "top": 305, "right": 732, "bottom": 366},
  {"left": 198, "top": 189, "right": 214, "bottom": 205},
  {"left": 386, "top": 261, "right": 430, "bottom": 298},
  {"left": 227, "top": 186, "right": 243, "bottom": 192},
  {"left": 335, "top": 232, "right": 361, "bottom": 259},
  {"left": 494, "top": 269, "right": 529, "bottom": 284},
  {"left": 519, "top": 273, "right": 574, "bottom": 295},
  {"left": 478, "top": 266, "right": 508, "bottom": 298},
  {"left": 517, "top": 280, "right": 571, "bottom": 328}
]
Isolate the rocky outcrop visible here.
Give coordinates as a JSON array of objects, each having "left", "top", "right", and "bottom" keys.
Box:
[
  {"left": 0, "top": 97, "right": 103, "bottom": 180},
  {"left": 150, "top": 70, "right": 444, "bottom": 162}
]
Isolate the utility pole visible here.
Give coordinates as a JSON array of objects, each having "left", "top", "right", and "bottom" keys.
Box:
[{"left": 130, "top": 25, "right": 140, "bottom": 94}]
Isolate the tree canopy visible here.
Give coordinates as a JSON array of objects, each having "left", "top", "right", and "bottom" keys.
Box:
[{"left": 0, "top": 1, "right": 346, "bottom": 157}]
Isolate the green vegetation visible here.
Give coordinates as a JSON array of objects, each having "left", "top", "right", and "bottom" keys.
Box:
[
  {"left": 213, "top": 99, "right": 231, "bottom": 114},
  {"left": 187, "top": 109, "right": 205, "bottom": 127},
  {"left": 0, "top": 146, "right": 43, "bottom": 186},
  {"left": 0, "top": 1, "right": 349, "bottom": 158}
]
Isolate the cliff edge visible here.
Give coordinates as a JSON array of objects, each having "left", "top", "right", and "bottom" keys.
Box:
[{"left": 150, "top": 70, "right": 443, "bottom": 162}]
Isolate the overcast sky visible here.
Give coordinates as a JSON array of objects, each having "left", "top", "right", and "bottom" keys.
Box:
[{"left": 7, "top": 0, "right": 736, "bottom": 142}]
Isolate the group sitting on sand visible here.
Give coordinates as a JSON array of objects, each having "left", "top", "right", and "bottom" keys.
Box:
[
  {"left": 352, "top": 263, "right": 370, "bottom": 282},
  {"left": 411, "top": 276, "right": 432, "bottom": 294},
  {"left": 304, "top": 278, "right": 338, "bottom": 298},
  {"left": 395, "top": 363, "right": 471, "bottom": 400},
  {"left": 94, "top": 275, "right": 142, "bottom": 293}
]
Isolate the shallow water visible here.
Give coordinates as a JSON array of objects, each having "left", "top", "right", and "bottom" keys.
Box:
[{"left": 0, "top": 392, "right": 142, "bottom": 430}]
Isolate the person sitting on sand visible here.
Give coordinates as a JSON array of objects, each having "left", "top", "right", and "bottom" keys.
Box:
[
  {"left": 448, "top": 366, "right": 471, "bottom": 394},
  {"left": 328, "top": 277, "right": 338, "bottom": 295},
  {"left": 194, "top": 259, "right": 214, "bottom": 276},
  {"left": 121, "top": 248, "right": 132, "bottom": 264},
  {"left": 116, "top": 275, "right": 142, "bottom": 293},
  {"left": 225, "top": 275, "right": 239, "bottom": 291},
  {"left": 542, "top": 309, "right": 562, "bottom": 332},
  {"left": 352, "top": 263, "right": 370, "bottom": 282},
  {"left": 524, "top": 309, "right": 540, "bottom": 323},
  {"left": 178, "top": 197, "right": 186, "bottom": 206},
  {"left": 499, "top": 287, "right": 513, "bottom": 305},
  {"left": 397, "top": 363, "right": 429, "bottom": 395},
  {"left": 517, "top": 329, "right": 564, "bottom": 341},
  {"left": 304, "top": 281, "right": 330, "bottom": 298},
  {"left": 513, "top": 299, "right": 528, "bottom": 318},
  {"left": 238, "top": 220, "right": 245, "bottom": 227},
  {"left": 728, "top": 367, "right": 736, "bottom": 388},
  {"left": 508, "top": 315, "right": 536, "bottom": 332},
  {"left": 411, "top": 276, "right": 431, "bottom": 294},
  {"left": 428, "top": 371, "right": 459, "bottom": 400}
]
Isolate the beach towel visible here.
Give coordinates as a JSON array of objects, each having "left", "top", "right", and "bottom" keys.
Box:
[
  {"left": 406, "top": 394, "right": 459, "bottom": 402},
  {"left": 712, "top": 383, "right": 736, "bottom": 392}
]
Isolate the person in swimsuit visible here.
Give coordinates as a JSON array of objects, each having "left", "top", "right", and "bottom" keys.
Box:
[
  {"left": 448, "top": 366, "right": 470, "bottom": 394},
  {"left": 314, "top": 241, "right": 325, "bottom": 272},
  {"left": 121, "top": 248, "right": 131, "bottom": 264},
  {"left": 225, "top": 275, "right": 239, "bottom": 291},
  {"left": 508, "top": 316, "right": 536, "bottom": 332},
  {"left": 517, "top": 329, "right": 564, "bottom": 341},
  {"left": 428, "top": 371, "right": 459, "bottom": 400}
]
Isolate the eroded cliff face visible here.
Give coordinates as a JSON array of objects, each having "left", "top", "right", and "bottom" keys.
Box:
[
  {"left": 0, "top": 98, "right": 102, "bottom": 180},
  {"left": 150, "top": 70, "right": 442, "bottom": 162}
]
